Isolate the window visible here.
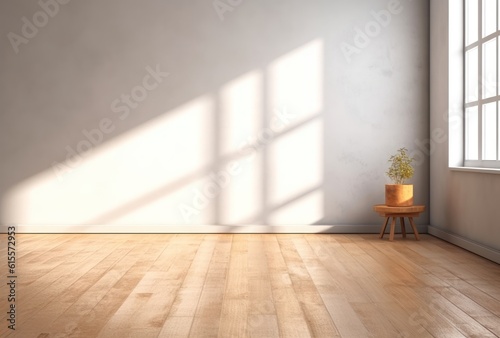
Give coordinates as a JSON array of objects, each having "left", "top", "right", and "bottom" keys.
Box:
[{"left": 464, "top": 0, "right": 500, "bottom": 168}]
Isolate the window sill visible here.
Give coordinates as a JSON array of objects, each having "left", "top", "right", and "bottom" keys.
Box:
[{"left": 450, "top": 166, "right": 500, "bottom": 175}]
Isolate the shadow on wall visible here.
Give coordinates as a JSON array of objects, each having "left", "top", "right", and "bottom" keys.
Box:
[
  {"left": 0, "top": 0, "right": 429, "bottom": 228},
  {"left": 0, "top": 1, "right": 329, "bottom": 227},
  {"left": 2, "top": 40, "right": 325, "bottom": 226}
]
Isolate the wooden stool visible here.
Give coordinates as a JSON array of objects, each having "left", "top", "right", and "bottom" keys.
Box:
[{"left": 373, "top": 205, "right": 425, "bottom": 241}]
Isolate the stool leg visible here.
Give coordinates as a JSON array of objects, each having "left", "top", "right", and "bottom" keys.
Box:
[
  {"left": 400, "top": 217, "right": 406, "bottom": 238},
  {"left": 379, "top": 217, "right": 390, "bottom": 239},
  {"left": 409, "top": 217, "right": 420, "bottom": 240},
  {"left": 389, "top": 217, "right": 397, "bottom": 241}
]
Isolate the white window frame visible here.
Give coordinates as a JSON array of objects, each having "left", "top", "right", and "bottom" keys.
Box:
[{"left": 464, "top": 0, "right": 500, "bottom": 169}]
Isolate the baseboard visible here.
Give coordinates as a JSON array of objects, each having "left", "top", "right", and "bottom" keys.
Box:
[
  {"left": 428, "top": 226, "right": 500, "bottom": 264},
  {"left": 0, "top": 224, "right": 429, "bottom": 234}
]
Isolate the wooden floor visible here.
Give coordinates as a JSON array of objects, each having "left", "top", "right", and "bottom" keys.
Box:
[{"left": 1, "top": 234, "right": 500, "bottom": 337}]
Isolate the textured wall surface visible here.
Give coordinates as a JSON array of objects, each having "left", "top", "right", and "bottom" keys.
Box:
[{"left": 0, "top": 0, "right": 429, "bottom": 227}]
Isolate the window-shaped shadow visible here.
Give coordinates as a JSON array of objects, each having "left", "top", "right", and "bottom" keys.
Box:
[{"left": 1, "top": 39, "right": 325, "bottom": 227}]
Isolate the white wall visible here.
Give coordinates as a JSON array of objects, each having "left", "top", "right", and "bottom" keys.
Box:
[
  {"left": 430, "top": 0, "right": 500, "bottom": 260},
  {"left": 0, "top": 0, "right": 429, "bottom": 230}
]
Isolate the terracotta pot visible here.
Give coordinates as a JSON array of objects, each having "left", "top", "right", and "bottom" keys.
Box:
[{"left": 385, "top": 184, "right": 413, "bottom": 207}]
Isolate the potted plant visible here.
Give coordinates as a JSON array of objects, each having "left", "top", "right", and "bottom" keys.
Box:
[{"left": 385, "top": 147, "right": 415, "bottom": 207}]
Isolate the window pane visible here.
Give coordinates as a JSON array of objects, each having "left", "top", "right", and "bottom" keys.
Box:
[
  {"left": 483, "top": 0, "right": 497, "bottom": 37},
  {"left": 466, "top": 47, "right": 479, "bottom": 102},
  {"left": 466, "top": 0, "right": 478, "bottom": 45},
  {"left": 483, "top": 38, "right": 497, "bottom": 99},
  {"left": 466, "top": 106, "right": 479, "bottom": 160},
  {"left": 483, "top": 102, "right": 497, "bottom": 160}
]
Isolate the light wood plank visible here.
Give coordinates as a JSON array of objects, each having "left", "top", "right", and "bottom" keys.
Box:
[{"left": 158, "top": 316, "right": 193, "bottom": 337}]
